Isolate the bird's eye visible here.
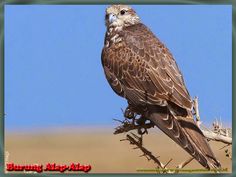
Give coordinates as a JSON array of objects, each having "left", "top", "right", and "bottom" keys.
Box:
[{"left": 120, "top": 10, "right": 126, "bottom": 15}]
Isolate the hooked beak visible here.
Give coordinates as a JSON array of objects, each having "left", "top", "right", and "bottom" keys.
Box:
[{"left": 108, "top": 14, "right": 117, "bottom": 23}]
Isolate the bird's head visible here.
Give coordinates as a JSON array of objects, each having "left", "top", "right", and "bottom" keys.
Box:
[{"left": 105, "top": 5, "right": 140, "bottom": 28}]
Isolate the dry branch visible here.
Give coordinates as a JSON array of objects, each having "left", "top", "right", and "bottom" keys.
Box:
[
  {"left": 201, "top": 129, "right": 232, "bottom": 144},
  {"left": 125, "top": 133, "right": 166, "bottom": 169},
  {"left": 193, "top": 97, "right": 232, "bottom": 145},
  {"left": 176, "top": 157, "right": 194, "bottom": 169}
]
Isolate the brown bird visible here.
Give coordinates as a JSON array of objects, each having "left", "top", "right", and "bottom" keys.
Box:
[{"left": 101, "top": 5, "right": 221, "bottom": 169}]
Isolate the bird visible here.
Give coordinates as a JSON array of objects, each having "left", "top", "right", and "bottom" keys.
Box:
[{"left": 101, "top": 4, "right": 221, "bottom": 169}]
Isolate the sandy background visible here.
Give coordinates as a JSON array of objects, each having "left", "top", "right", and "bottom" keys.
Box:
[{"left": 5, "top": 126, "right": 232, "bottom": 174}]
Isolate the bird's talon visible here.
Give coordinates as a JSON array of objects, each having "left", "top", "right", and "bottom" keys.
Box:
[
  {"left": 124, "top": 107, "right": 135, "bottom": 119},
  {"left": 138, "top": 127, "right": 146, "bottom": 135}
]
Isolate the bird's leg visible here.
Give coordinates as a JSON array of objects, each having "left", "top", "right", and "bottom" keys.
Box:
[
  {"left": 123, "top": 105, "right": 137, "bottom": 126},
  {"left": 136, "top": 115, "right": 146, "bottom": 126},
  {"left": 124, "top": 105, "right": 136, "bottom": 120},
  {"left": 136, "top": 116, "right": 151, "bottom": 135}
]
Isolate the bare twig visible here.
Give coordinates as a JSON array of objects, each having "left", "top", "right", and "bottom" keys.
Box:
[
  {"left": 193, "top": 96, "right": 200, "bottom": 122},
  {"left": 219, "top": 144, "right": 231, "bottom": 150},
  {"left": 176, "top": 157, "right": 194, "bottom": 169},
  {"left": 125, "top": 133, "right": 166, "bottom": 169},
  {"left": 164, "top": 158, "right": 173, "bottom": 169},
  {"left": 201, "top": 129, "right": 232, "bottom": 144},
  {"left": 193, "top": 97, "right": 232, "bottom": 145}
]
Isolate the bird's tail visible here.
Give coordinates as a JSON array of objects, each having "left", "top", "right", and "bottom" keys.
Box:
[{"left": 146, "top": 105, "right": 221, "bottom": 169}]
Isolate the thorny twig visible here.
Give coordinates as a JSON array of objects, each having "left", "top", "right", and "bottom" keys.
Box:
[
  {"left": 193, "top": 97, "right": 232, "bottom": 144},
  {"left": 176, "top": 157, "right": 194, "bottom": 170},
  {"left": 219, "top": 144, "right": 231, "bottom": 150},
  {"left": 124, "top": 133, "right": 172, "bottom": 170}
]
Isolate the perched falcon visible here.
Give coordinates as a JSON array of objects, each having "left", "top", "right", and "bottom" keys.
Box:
[{"left": 101, "top": 5, "right": 221, "bottom": 169}]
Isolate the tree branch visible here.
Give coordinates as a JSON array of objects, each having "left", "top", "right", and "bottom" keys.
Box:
[
  {"left": 201, "top": 129, "right": 232, "bottom": 144},
  {"left": 176, "top": 157, "right": 194, "bottom": 169},
  {"left": 125, "top": 133, "right": 166, "bottom": 169},
  {"left": 193, "top": 97, "right": 232, "bottom": 145}
]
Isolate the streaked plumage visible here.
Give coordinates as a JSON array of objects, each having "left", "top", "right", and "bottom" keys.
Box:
[{"left": 101, "top": 5, "right": 220, "bottom": 169}]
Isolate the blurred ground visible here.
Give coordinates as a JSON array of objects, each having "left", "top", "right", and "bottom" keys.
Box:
[{"left": 5, "top": 126, "right": 232, "bottom": 174}]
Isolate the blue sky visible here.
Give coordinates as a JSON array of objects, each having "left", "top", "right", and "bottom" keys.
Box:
[{"left": 5, "top": 5, "right": 232, "bottom": 131}]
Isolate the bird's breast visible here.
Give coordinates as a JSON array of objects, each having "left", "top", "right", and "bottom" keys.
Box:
[{"left": 105, "top": 27, "right": 124, "bottom": 48}]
